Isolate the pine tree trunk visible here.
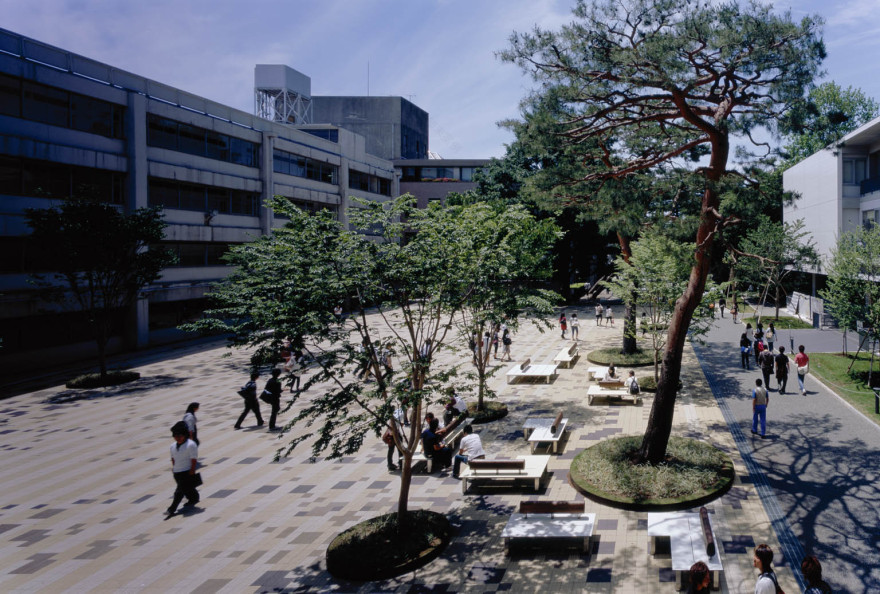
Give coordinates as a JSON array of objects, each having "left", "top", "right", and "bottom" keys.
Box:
[{"left": 622, "top": 299, "right": 638, "bottom": 354}]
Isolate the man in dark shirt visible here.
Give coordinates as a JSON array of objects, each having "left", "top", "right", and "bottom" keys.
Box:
[{"left": 775, "top": 346, "right": 790, "bottom": 394}]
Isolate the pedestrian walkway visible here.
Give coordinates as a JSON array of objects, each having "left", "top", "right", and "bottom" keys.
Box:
[
  {"left": 693, "top": 312, "right": 880, "bottom": 593},
  {"left": 1, "top": 308, "right": 800, "bottom": 592}
]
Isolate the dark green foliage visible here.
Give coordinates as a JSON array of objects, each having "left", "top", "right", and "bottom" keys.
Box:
[{"left": 65, "top": 370, "right": 141, "bottom": 389}]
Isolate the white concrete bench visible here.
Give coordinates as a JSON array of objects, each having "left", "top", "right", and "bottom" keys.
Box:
[
  {"left": 648, "top": 510, "right": 723, "bottom": 591},
  {"left": 506, "top": 358, "right": 557, "bottom": 384},
  {"left": 501, "top": 501, "right": 595, "bottom": 554},
  {"left": 526, "top": 411, "right": 568, "bottom": 454},
  {"left": 587, "top": 384, "right": 641, "bottom": 405},
  {"left": 460, "top": 455, "right": 550, "bottom": 494},
  {"left": 412, "top": 418, "right": 472, "bottom": 473},
  {"left": 553, "top": 343, "right": 579, "bottom": 368},
  {"left": 587, "top": 366, "right": 608, "bottom": 380},
  {"left": 522, "top": 415, "right": 570, "bottom": 439}
]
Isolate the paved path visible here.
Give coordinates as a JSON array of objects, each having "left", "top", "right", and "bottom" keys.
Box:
[
  {"left": 693, "top": 313, "right": 880, "bottom": 594},
  {"left": 0, "top": 307, "right": 811, "bottom": 593}
]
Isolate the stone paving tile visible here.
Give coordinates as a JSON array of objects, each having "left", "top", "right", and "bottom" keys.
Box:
[{"left": 0, "top": 305, "right": 797, "bottom": 592}]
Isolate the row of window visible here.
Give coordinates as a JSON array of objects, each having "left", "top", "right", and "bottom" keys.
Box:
[
  {"left": 273, "top": 196, "right": 338, "bottom": 219},
  {"left": 160, "top": 242, "right": 235, "bottom": 267},
  {"left": 844, "top": 158, "right": 868, "bottom": 185},
  {"left": 0, "top": 307, "right": 126, "bottom": 351},
  {"left": 0, "top": 155, "right": 125, "bottom": 203},
  {"left": 399, "top": 166, "right": 483, "bottom": 182},
  {"left": 148, "top": 178, "right": 260, "bottom": 216},
  {"left": 0, "top": 72, "right": 125, "bottom": 139},
  {"left": 147, "top": 114, "right": 260, "bottom": 168},
  {"left": 349, "top": 169, "right": 392, "bottom": 196},
  {"left": 272, "top": 148, "right": 337, "bottom": 184}
]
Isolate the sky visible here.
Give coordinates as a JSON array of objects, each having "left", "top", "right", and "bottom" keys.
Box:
[{"left": 1, "top": 0, "right": 880, "bottom": 160}]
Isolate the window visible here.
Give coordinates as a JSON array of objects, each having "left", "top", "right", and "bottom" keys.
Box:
[
  {"left": 0, "top": 73, "right": 21, "bottom": 117},
  {"left": 148, "top": 178, "right": 259, "bottom": 215},
  {"left": 147, "top": 116, "right": 178, "bottom": 150},
  {"left": 864, "top": 210, "right": 878, "bottom": 229},
  {"left": 844, "top": 158, "right": 868, "bottom": 184},
  {"left": 302, "top": 128, "right": 338, "bottom": 143},
  {"left": 23, "top": 82, "right": 68, "bottom": 128},
  {"left": 146, "top": 114, "right": 258, "bottom": 167},
  {"left": 460, "top": 167, "right": 484, "bottom": 182},
  {"left": 0, "top": 156, "right": 124, "bottom": 203},
  {"left": 348, "top": 169, "right": 391, "bottom": 196},
  {"left": 273, "top": 148, "right": 338, "bottom": 185}
]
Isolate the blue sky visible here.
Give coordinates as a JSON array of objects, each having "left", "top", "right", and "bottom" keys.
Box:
[{"left": 1, "top": 0, "right": 879, "bottom": 159}]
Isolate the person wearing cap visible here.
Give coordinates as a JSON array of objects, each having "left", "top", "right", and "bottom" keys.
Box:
[{"left": 167, "top": 421, "right": 199, "bottom": 516}]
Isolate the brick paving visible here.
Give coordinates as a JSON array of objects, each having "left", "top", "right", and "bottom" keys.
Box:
[{"left": 0, "top": 307, "right": 798, "bottom": 593}]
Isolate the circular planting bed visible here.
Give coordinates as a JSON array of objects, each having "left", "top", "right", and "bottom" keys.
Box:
[
  {"left": 326, "top": 510, "right": 451, "bottom": 581},
  {"left": 636, "top": 375, "right": 682, "bottom": 393},
  {"left": 65, "top": 370, "right": 141, "bottom": 389},
  {"left": 587, "top": 347, "right": 654, "bottom": 367},
  {"left": 569, "top": 436, "right": 734, "bottom": 511},
  {"left": 468, "top": 401, "right": 508, "bottom": 424}
]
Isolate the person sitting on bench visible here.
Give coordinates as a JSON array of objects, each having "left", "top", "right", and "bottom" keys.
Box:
[
  {"left": 602, "top": 363, "right": 618, "bottom": 381},
  {"left": 452, "top": 424, "right": 485, "bottom": 479},
  {"left": 421, "top": 417, "right": 452, "bottom": 471}
]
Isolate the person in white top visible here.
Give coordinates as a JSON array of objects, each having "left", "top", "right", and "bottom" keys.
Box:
[
  {"left": 623, "top": 370, "right": 639, "bottom": 394},
  {"left": 571, "top": 313, "right": 580, "bottom": 340},
  {"left": 167, "top": 421, "right": 199, "bottom": 516},
  {"left": 452, "top": 424, "right": 485, "bottom": 478},
  {"left": 753, "top": 544, "right": 780, "bottom": 594}
]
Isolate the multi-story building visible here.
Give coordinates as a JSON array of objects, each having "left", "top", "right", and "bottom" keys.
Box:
[
  {"left": 396, "top": 158, "right": 490, "bottom": 208},
  {"left": 0, "top": 29, "right": 396, "bottom": 373}
]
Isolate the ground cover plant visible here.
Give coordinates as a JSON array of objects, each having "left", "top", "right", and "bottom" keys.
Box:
[
  {"left": 66, "top": 370, "right": 141, "bottom": 389},
  {"left": 587, "top": 347, "right": 654, "bottom": 367},
  {"left": 570, "top": 435, "right": 733, "bottom": 509},
  {"left": 741, "top": 316, "right": 812, "bottom": 330},
  {"left": 807, "top": 352, "right": 880, "bottom": 425}
]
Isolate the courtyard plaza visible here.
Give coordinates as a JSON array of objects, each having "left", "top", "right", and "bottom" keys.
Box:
[{"left": 0, "top": 304, "right": 852, "bottom": 593}]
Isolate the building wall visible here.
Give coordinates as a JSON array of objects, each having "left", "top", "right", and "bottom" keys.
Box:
[
  {"left": 783, "top": 149, "right": 841, "bottom": 272},
  {"left": 0, "top": 28, "right": 396, "bottom": 372}
]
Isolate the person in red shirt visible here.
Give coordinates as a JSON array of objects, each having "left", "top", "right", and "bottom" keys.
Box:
[{"left": 795, "top": 344, "right": 810, "bottom": 395}]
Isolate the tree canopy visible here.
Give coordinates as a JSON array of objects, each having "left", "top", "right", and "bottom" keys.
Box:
[
  {"left": 502, "top": 0, "right": 825, "bottom": 463},
  {"left": 821, "top": 226, "right": 880, "bottom": 335}
]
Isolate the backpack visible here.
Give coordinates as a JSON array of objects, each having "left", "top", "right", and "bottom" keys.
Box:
[
  {"left": 503, "top": 335, "right": 512, "bottom": 346},
  {"left": 629, "top": 378, "right": 640, "bottom": 395}
]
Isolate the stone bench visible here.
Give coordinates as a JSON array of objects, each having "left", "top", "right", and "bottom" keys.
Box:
[
  {"left": 506, "top": 358, "right": 557, "bottom": 384},
  {"left": 648, "top": 509, "right": 723, "bottom": 591},
  {"left": 587, "top": 384, "right": 641, "bottom": 405},
  {"left": 553, "top": 343, "right": 579, "bottom": 368},
  {"left": 460, "top": 455, "right": 550, "bottom": 494},
  {"left": 501, "top": 501, "right": 595, "bottom": 554},
  {"left": 526, "top": 411, "right": 568, "bottom": 454},
  {"left": 412, "top": 418, "right": 472, "bottom": 473}
]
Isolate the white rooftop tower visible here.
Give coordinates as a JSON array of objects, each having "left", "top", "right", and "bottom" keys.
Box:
[{"left": 254, "top": 64, "right": 312, "bottom": 124}]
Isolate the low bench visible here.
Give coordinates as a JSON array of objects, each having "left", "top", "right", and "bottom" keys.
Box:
[
  {"left": 648, "top": 509, "right": 723, "bottom": 591},
  {"left": 526, "top": 411, "right": 568, "bottom": 454},
  {"left": 553, "top": 343, "right": 579, "bottom": 368},
  {"left": 460, "top": 455, "right": 550, "bottom": 494},
  {"left": 587, "top": 366, "right": 608, "bottom": 380},
  {"left": 506, "top": 358, "right": 558, "bottom": 384},
  {"left": 412, "top": 418, "right": 472, "bottom": 473},
  {"left": 501, "top": 501, "right": 595, "bottom": 554},
  {"left": 587, "top": 384, "right": 641, "bottom": 405},
  {"left": 598, "top": 379, "right": 625, "bottom": 390}
]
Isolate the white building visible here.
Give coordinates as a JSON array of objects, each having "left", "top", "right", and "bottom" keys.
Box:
[{"left": 0, "top": 29, "right": 396, "bottom": 373}]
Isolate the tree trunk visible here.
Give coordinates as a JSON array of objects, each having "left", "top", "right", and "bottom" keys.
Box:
[
  {"left": 623, "top": 299, "right": 638, "bottom": 354},
  {"left": 638, "top": 134, "right": 728, "bottom": 465}
]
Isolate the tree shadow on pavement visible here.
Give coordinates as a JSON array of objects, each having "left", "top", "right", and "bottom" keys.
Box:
[{"left": 43, "top": 375, "right": 186, "bottom": 404}]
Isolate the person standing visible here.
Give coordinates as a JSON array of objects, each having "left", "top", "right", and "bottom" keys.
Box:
[
  {"left": 731, "top": 303, "right": 739, "bottom": 323},
  {"left": 570, "top": 312, "right": 579, "bottom": 340},
  {"left": 500, "top": 329, "right": 512, "bottom": 361},
  {"left": 775, "top": 347, "right": 790, "bottom": 394},
  {"left": 182, "top": 402, "right": 200, "bottom": 445},
  {"left": 753, "top": 544, "right": 781, "bottom": 594},
  {"left": 452, "top": 424, "right": 485, "bottom": 479},
  {"left": 795, "top": 344, "right": 810, "bottom": 395},
  {"left": 384, "top": 410, "right": 404, "bottom": 472},
  {"left": 606, "top": 306, "right": 614, "bottom": 325},
  {"left": 740, "top": 333, "right": 752, "bottom": 370},
  {"left": 264, "top": 368, "right": 283, "bottom": 431},
  {"left": 751, "top": 379, "right": 769, "bottom": 438},
  {"left": 559, "top": 313, "right": 567, "bottom": 338},
  {"left": 754, "top": 323, "right": 764, "bottom": 364},
  {"left": 235, "top": 371, "right": 264, "bottom": 429},
  {"left": 595, "top": 303, "right": 604, "bottom": 326},
  {"left": 491, "top": 327, "right": 500, "bottom": 359},
  {"left": 759, "top": 346, "right": 774, "bottom": 390},
  {"left": 718, "top": 297, "right": 726, "bottom": 319},
  {"left": 765, "top": 322, "right": 776, "bottom": 352},
  {"left": 167, "top": 421, "right": 199, "bottom": 516}
]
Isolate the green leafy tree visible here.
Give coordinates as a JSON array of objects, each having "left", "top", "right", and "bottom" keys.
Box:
[
  {"left": 821, "top": 226, "right": 880, "bottom": 336},
  {"left": 502, "top": 0, "right": 824, "bottom": 463},
  {"left": 783, "top": 81, "right": 879, "bottom": 166},
  {"left": 734, "top": 217, "right": 819, "bottom": 319},
  {"left": 25, "top": 198, "right": 174, "bottom": 380},
  {"left": 186, "top": 195, "right": 555, "bottom": 515}
]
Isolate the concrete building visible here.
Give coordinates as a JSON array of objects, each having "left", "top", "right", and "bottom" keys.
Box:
[
  {"left": 0, "top": 29, "right": 396, "bottom": 372},
  {"left": 783, "top": 114, "right": 880, "bottom": 272},
  {"left": 396, "top": 158, "right": 490, "bottom": 207}
]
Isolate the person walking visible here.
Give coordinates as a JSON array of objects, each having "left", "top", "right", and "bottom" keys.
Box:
[
  {"left": 718, "top": 297, "right": 726, "bottom": 319},
  {"left": 795, "top": 344, "right": 810, "bottom": 395},
  {"left": 384, "top": 410, "right": 405, "bottom": 472},
  {"left": 606, "top": 306, "right": 614, "bottom": 325},
  {"left": 559, "top": 313, "right": 567, "bottom": 338},
  {"left": 686, "top": 561, "right": 711, "bottom": 593},
  {"left": 753, "top": 544, "right": 781, "bottom": 594},
  {"left": 452, "top": 424, "right": 486, "bottom": 479},
  {"left": 759, "top": 345, "right": 775, "bottom": 390},
  {"left": 500, "top": 329, "right": 512, "bottom": 361},
  {"left": 234, "top": 371, "right": 264, "bottom": 429},
  {"left": 751, "top": 379, "right": 769, "bottom": 438},
  {"left": 263, "top": 368, "right": 283, "bottom": 431},
  {"left": 740, "top": 333, "right": 752, "bottom": 370},
  {"left": 491, "top": 327, "right": 500, "bottom": 359},
  {"left": 765, "top": 322, "right": 775, "bottom": 352},
  {"left": 571, "top": 312, "right": 579, "bottom": 340},
  {"left": 801, "top": 555, "right": 833, "bottom": 593},
  {"left": 182, "top": 402, "right": 200, "bottom": 445},
  {"left": 595, "top": 303, "right": 604, "bottom": 326},
  {"left": 775, "top": 346, "right": 790, "bottom": 394},
  {"left": 754, "top": 323, "right": 764, "bottom": 365},
  {"left": 731, "top": 303, "right": 739, "bottom": 323},
  {"left": 166, "top": 421, "right": 199, "bottom": 516}
]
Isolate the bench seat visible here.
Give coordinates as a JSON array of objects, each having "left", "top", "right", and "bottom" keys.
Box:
[
  {"left": 460, "top": 455, "right": 550, "bottom": 494},
  {"left": 411, "top": 418, "right": 472, "bottom": 473},
  {"left": 587, "top": 366, "right": 608, "bottom": 380},
  {"left": 522, "top": 416, "right": 569, "bottom": 439},
  {"left": 553, "top": 343, "right": 579, "bottom": 368},
  {"left": 526, "top": 417, "right": 568, "bottom": 454},
  {"left": 506, "top": 363, "right": 558, "bottom": 384},
  {"left": 648, "top": 512, "right": 723, "bottom": 591},
  {"left": 587, "top": 384, "right": 641, "bottom": 405},
  {"left": 502, "top": 512, "right": 596, "bottom": 553}
]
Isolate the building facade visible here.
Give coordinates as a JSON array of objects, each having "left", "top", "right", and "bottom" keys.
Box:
[
  {"left": 0, "top": 29, "right": 396, "bottom": 372},
  {"left": 395, "top": 158, "right": 490, "bottom": 207}
]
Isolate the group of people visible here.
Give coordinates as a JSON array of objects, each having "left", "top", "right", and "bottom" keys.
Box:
[
  {"left": 559, "top": 312, "right": 580, "bottom": 339},
  {"left": 469, "top": 324, "right": 513, "bottom": 363},
  {"left": 166, "top": 402, "right": 201, "bottom": 516},
  {"left": 740, "top": 322, "right": 810, "bottom": 396},
  {"left": 235, "top": 368, "right": 284, "bottom": 431},
  {"left": 685, "top": 545, "right": 831, "bottom": 593},
  {"left": 594, "top": 303, "right": 614, "bottom": 326}
]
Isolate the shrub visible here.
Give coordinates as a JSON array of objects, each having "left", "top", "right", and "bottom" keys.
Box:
[
  {"left": 66, "top": 370, "right": 140, "bottom": 389},
  {"left": 587, "top": 347, "right": 654, "bottom": 366}
]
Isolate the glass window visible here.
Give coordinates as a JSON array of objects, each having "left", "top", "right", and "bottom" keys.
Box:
[
  {"left": 206, "top": 243, "right": 231, "bottom": 265},
  {"left": 206, "top": 187, "right": 230, "bottom": 214},
  {"left": 149, "top": 179, "right": 179, "bottom": 209},
  {"left": 23, "top": 82, "right": 69, "bottom": 128},
  {"left": 844, "top": 158, "right": 868, "bottom": 184},
  {"left": 0, "top": 155, "right": 21, "bottom": 195},
  {"left": 23, "top": 161, "right": 69, "bottom": 198},
  {"left": 70, "top": 94, "right": 113, "bottom": 137},
  {"left": 179, "top": 184, "right": 205, "bottom": 211},
  {"left": 205, "top": 130, "right": 230, "bottom": 161},
  {"left": 0, "top": 73, "right": 21, "bottom": 117},
  {"left": 177, "top": 243, "right": 206, "bottom": 267},
  {"left": 230, "top": 136, "right": 258, "bottom": 167},
  {"left": 147, "top": 115, "right": 178, "bottom": 150},
  {"left": 273, "top": 149, "right": 290, "bottom": 175},
  {"left": 230, "top": 190, "right": 259, "bottom": 216},
  {"left": 178, "top": 123, "right": 205, "bottom": 156}
]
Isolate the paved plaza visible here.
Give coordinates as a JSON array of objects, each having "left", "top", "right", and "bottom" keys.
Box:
[{"left": 0, "top": 305, "right": 868, "bottom": 593}]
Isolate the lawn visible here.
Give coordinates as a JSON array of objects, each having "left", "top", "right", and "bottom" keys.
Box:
[
  {"left": 808, "top": 352, "right": 880, "bottom": 424},
  {"left": 740, "top": 316, "right": 813, "bottom": 330}
]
